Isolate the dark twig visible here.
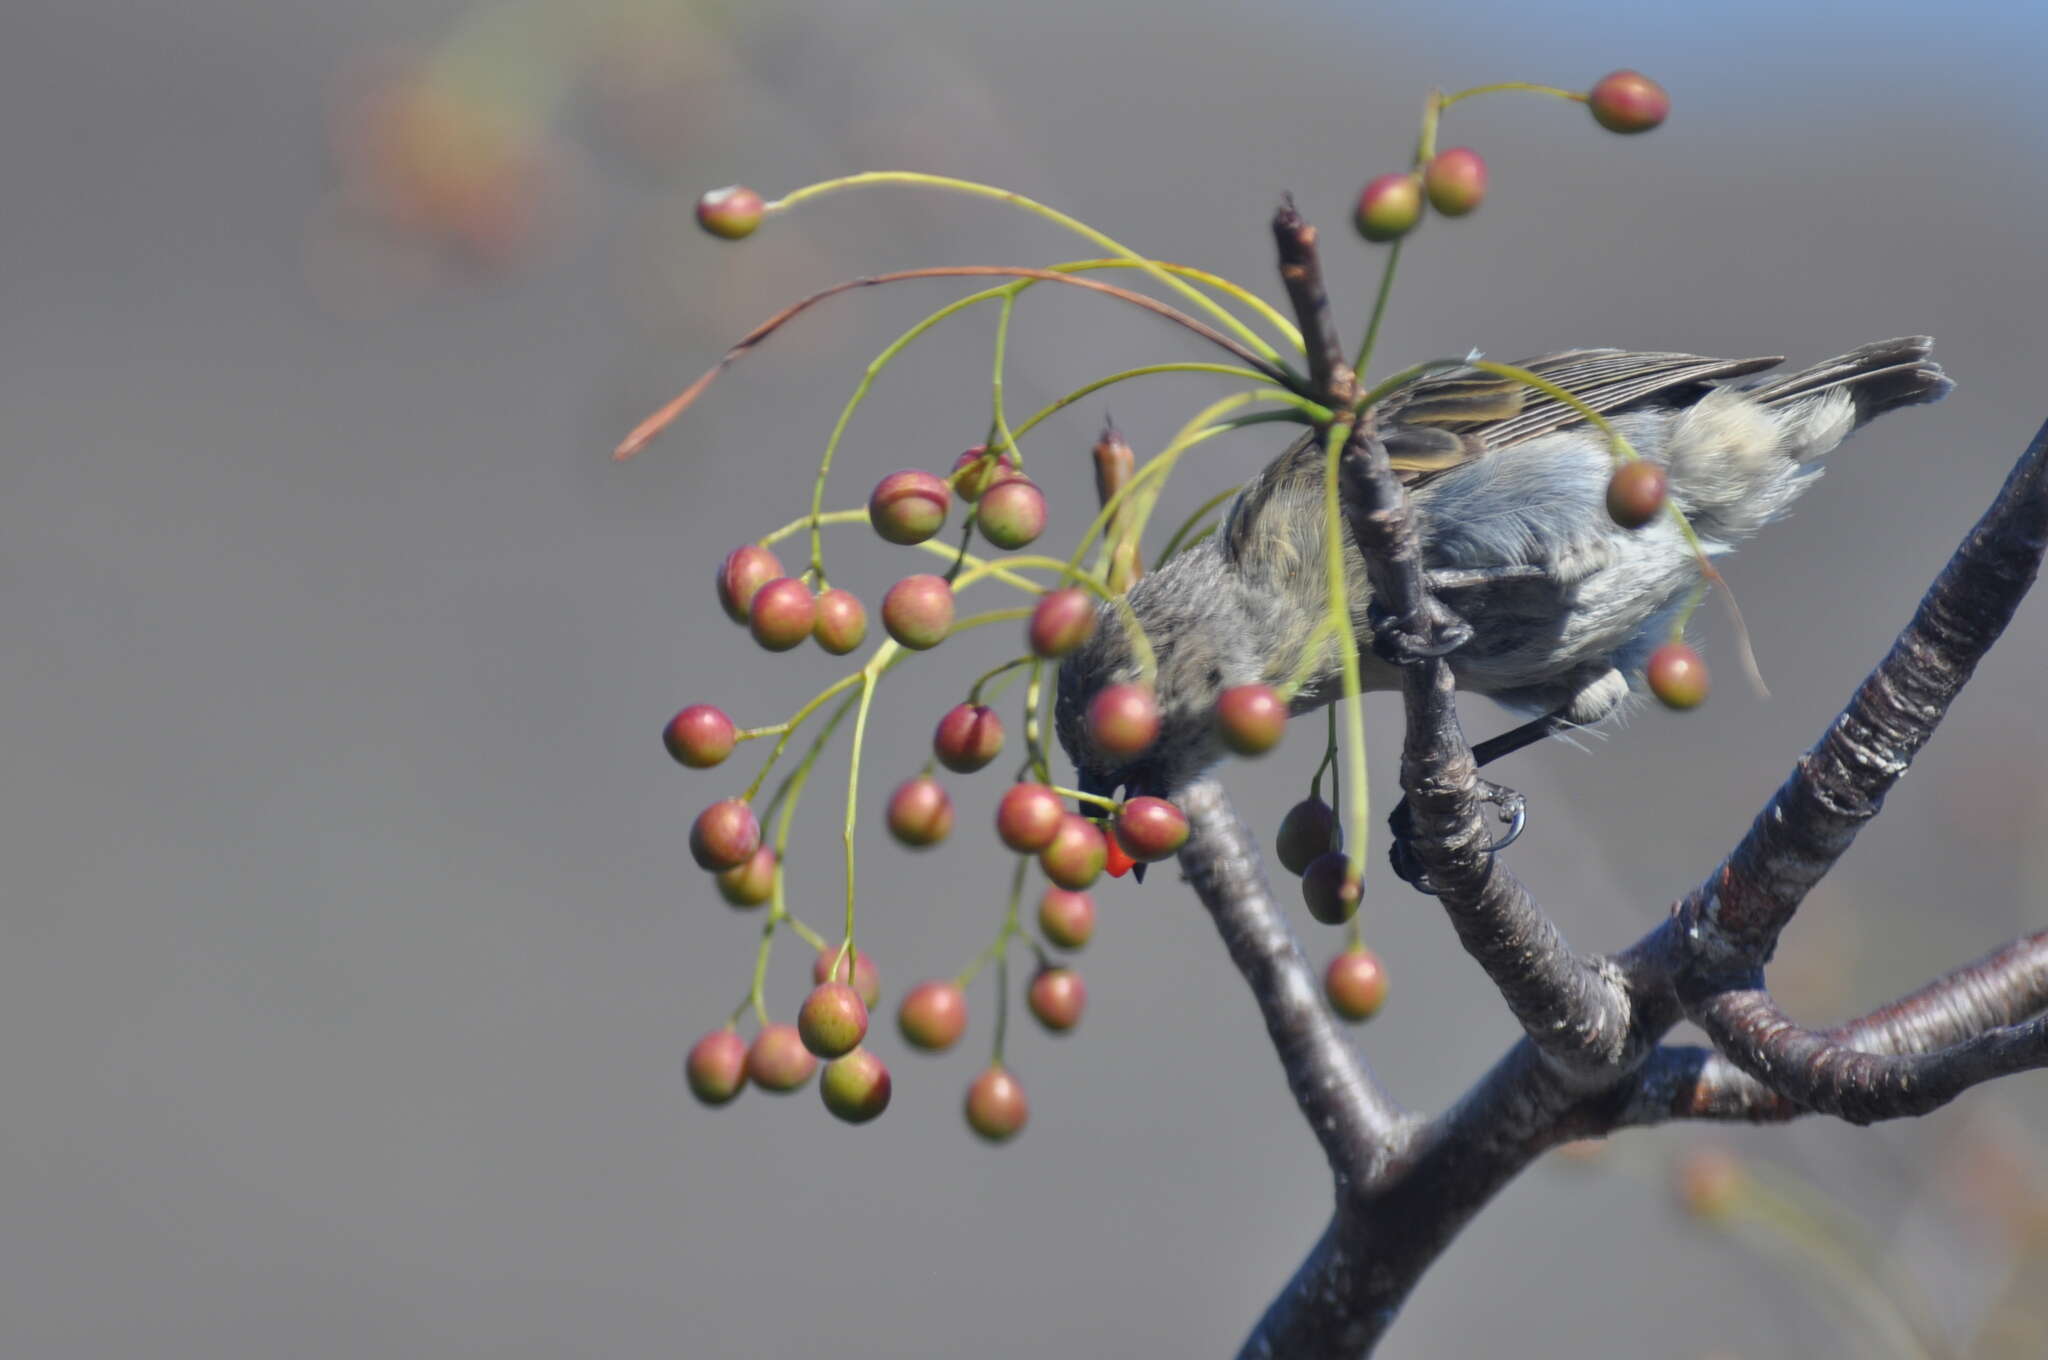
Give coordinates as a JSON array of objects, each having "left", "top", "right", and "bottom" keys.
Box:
[
  {"left": 1623, "top": 930, "right": 2048, "bottom": 1125},
  {"left": 1271, "top": 199, "right": 1356, "bottom": 407}
]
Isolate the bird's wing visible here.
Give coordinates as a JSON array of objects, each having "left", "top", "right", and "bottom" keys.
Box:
[{"left": 1379, "top": 349, "right": 1787, "bottom": 485}]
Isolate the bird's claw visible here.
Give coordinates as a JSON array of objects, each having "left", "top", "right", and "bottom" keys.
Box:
[
  {"left": 1367, "top": 599, "right": 1473, "bottom": 665},
  {"left": 1386, "top": 778, "right": 1526, "bottom": 895}
]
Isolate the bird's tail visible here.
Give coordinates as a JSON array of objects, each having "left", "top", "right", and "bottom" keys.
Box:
[{"left": 1747, "top": 336, "right": 1953, "bottom": 454}]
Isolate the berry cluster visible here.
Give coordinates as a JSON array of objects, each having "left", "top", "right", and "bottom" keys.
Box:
[{"left": 640, "top": 66, "right": 1697, "bottom": 1141}]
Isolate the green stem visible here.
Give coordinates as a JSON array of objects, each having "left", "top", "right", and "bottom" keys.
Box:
[
  {"left": 1318, "top": 421, "right": 1371, "bottom": 897},
  {"left": 766, "top": 172, "right": 1295, "bottom": 368},
  {"left": 1437, "top": 81, "right": 1584, "bottom": 110},
  {"left": 743, "top": 672, "right": 864, "bottom": 802},
  {"left": 1049, "top": 785, "right": 1120, "bottom": 813},
  {"left": 1352, "top": 237, "right": 1405, "bottom": 382},
  {"left": 966, "top": 656, "right": 1036, "bottom": 705},
  {"left": 990, "top": 291, "right": 1022, "bottom": 470},
  {"left": 1007, "top": 363, "right": 1293, "bottom": 448}
]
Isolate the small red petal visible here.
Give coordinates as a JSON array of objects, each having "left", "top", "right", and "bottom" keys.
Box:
[{"left": 1103, "top": 835, "right": 1136, "bottom": 879}]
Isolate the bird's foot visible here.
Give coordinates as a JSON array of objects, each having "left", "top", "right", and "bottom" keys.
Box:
[
  {"left": 1386, "top": 778, "right": 1527, "bottom": 894},
  {"left": 1367, "top": 597, "right": 1473, "bottom": 665}
]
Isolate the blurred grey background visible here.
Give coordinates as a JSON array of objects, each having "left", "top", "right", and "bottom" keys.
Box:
[{"left": 6, "top": 1, "right": 2048, "bottom": 1355}]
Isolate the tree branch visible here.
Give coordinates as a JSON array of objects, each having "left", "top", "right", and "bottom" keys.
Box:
[
  {"left": 1175, "top": 777, "right": 1410, "bottom": 1186},
  {"left": 1622, "top": 929, "right": 2048, "bottom": 1125},
  {"left": 1667, "top": 415, "right": 2048, "bottom": 976}
]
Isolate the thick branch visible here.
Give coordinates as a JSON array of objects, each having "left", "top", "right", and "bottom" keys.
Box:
[
  {"left": 1340, "top": 424, "right": 1635, "bottom": 1079},
  {"left": 1669, "top": 415, "right": 2048, "bottom": 974},
  {"left": 1175, "top": 778, "right": 1409, "bottom": 1186}
]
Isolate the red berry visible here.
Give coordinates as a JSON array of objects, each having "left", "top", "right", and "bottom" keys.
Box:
[
  {"left": 964, "top": 1066, "right": 1029, "bottom": 1142},
  {"left": 897, "top": 979, "right": 968, "bottom": 1051},
  {"left": 1275, "top": 797, "right": 1339, "bottom": 877},
  {"left": 950, "top": 446, "right": 1021, "bottom": 502},
  {"left": 1037, "top": 888, "right": 1096, "bottom": 949},
  {"left": 996, "top": 782, "right": 1066, "bottom": 853},
  {"left": 819, "top": 1048, "right": 891, "bottom": 1124},
  {"left": 1588, "top": 70, "right": 1669, "bottom": 134},
  {"left": 886, "top": 775, "right": 954, "bottom": 848},
  {"left": 812, "top": 588, "right": 868, "bottom": 655},
  {"left": 1324, "top": 948, "right": 1389, "bottom": 1021},
  {"left": 1423, "top": 147, "right": 1488, "bottom": 216},
  {"left": 1647, "top": 641, "right": 1708, "bottom": 710},
  {"left": 881, "top": 574, "right": 955, "bottom": 650},
  {"left": 975, "top": 478, "right": 1047, "bottom": 550},
  {"left": 686, "top": 1028, "right": 747, "bottom": 1105},
  {"left": 1215, "top": 685, "right": 1286, "bottom": 756},
  {"left": 1027, "top": 967, "right": 1086, "bottom": 1032},
  {"left": 748, "top": 577, "right": 814, "bottom": 652},
  {"left": 813, "top": 947, "right": 882, "bottom": 1008},
  {"left": 1102, "top": 833, "right": 1137, "bottom": 880},
  {"left": 715, "top": 846, "right": 777, "bottom": 908},
  {"left": 1088, "top": 684, "right": 1160, "bottom": 759},
  {"left": 1039, "top": 814, "right": 1108, "bottom": 890},
  {"left": 1606, "top": 460, "right": 1668, "bottom": 529},
  {"left": 1355, "top": 173, "right": 1423, "bottom": 242},
  {"left": 1028, "top": 588, "right": 1096, "bottom": 659},
  {"left": 746, "top": 1023, "right": 817, "bottom": 1092},
  {"left": 696, "top": 185, "right": 765, "bottom": 239},
  {"left": 664, "top": 704, "right": 736, "bottom": 768},
  {"left": 716, "top": 544, "right": 783, "bottom": 624},
  {"left": 1301, "top": 852, "right": 1363, "bottom": 925},
  {"left": 933, "top": 703, "right": 1005, "bottom": 773},
  {"left": 1113, "top": 796, "right": 1189, "bottom": 863},
  {"left": 868, "top": 469, "right": 951, "bottom": 546},
  {"left": 798, "top": 981, "right": 869, "bottom": 1059},
  {"left": 690, "top": 798, "right": 761, "bottom": 871}
]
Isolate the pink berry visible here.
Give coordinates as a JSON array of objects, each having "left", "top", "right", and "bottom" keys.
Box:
[
  {"left": 1039, "top": 814, "right": 1107, "bottom": 891},
  {"left": 1037, "top": 888, "right": 1096, "bottom": 949},
  {"left": 886, "top": 775, "right": 954, "bottom": 848},
  {"left": 975, "top": 477, "right": 1047, "bottom": 550},
  {"left": 996, "top": 783, "right": 1066, "bottom": 853},
  {"left": 690, "top": 799, "right": 761, "bottom": 871},
  {"left": 715, "top": 847, "right": 777, "bottom": 908},
  {"left": 1606, "top": 460, "right": 1668, "bottom": 529},
  {"left": 964, "top": 1066, "right": 1029, "bottom": 1142},
  {"left": 819, "top": 1048, "right": 891, "bottom": 1123},
  {"left": 1275, "top": 797, "right": 1339, "bottom": 877},
  {"left": 664, "top": 704, "right": 736, "bottom": 768},
  {"left": 950, "top": 446, "right": 1022, "bottom": 502},
  {"left": 812, "top": 588, "right": 868, "bottom": 655},
  {"left": 696, "top": 185, "right": 764, "bottom": 239},
  {"left": 747, "top": 578, "right": 814, "bottom": 652},
  {"left": 1355, "top": 173, "right": 1423, "bottom": 242},
  {"left": 813, "top": 947, "right": 882, "bottom": 1008},
  {"left": 881, "top": 574, "right": 955, "bottom": 650},
  {"left": 1028, "top": 588, "right": 1096, "bottom": 659},
  {"left": 1588, "top": 70, "right": 1669, "bottom": 134},
  {"left": 1324, "top": 948, "right": 1388, "bottom": 1021},
  {"left": 1113, "top": 796, "right": 1190, "bottom": 863},
  {"left": 1087, "top": 684, "right": 1160, "bottom": 759},
  {"left": 1215, "top": 685, "right": 1286, "bottom": 756},
  {"left": 1423, "top": 147, "right": 1488, "bottom": 217},
  {"left": 933, "top": 703, "right": 1005, "bottom": 773},
  {"left": 1027, "top": 967, "right": 1086, "bottom": 1032},
  {"left": 686, "top": 1028, "right": 747, "bottom": 1105},
  {"left": 746, "top": 1023, "right": 817, "bottom": 1091},
  {"left": 1647, "top": 642, "right": 1708, "bottom": 710},
  {"left": 897, "top": 980, "right": 969, "bottom": 1051},
  {"left": 798, "top": 981, "right": 868, "bottom": 1059},
  {"left": 716, "top": 544, "right": 782, "bottom": 624},
  {"left": 868, "top": 469, "right": 951, "bottom": 546}
]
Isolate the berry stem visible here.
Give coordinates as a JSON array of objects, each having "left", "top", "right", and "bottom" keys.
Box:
[
  {"left": 1318, "top": 421, "right": 1371, "bottom": 897},
  {"left": 764, "top": 172, "right": 1298, "bottom": 368},
  {"left": 1048, "top": 785, "right": 1121, "bottom": 813},
  {"left": 743, "top": 672, "right": 865, "bottom": 802},
  {"left": 990, "top": 291, "right": 1023, "bottom": 472},
  {"left": 1436, "top": 80, "right": 1584, "bottom": 110},
  {"left": 1023, "top": 661, "right": 1053, "bottom": 784},
  {"left": 966, "top": 655, "right": 1035, "bottom": 705},
  {"left": 1010, "top": 363, "right": 1300, "bottom": 447}
]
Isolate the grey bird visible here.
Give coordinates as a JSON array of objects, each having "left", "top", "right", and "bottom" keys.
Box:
[{"left": 1054, "top": 337, "right": 1951, "bottom": 876}]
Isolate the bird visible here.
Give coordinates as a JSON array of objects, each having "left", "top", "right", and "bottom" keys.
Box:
[{"left": 1053, "top": 337, "right": 1951, "bottom": 878}]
